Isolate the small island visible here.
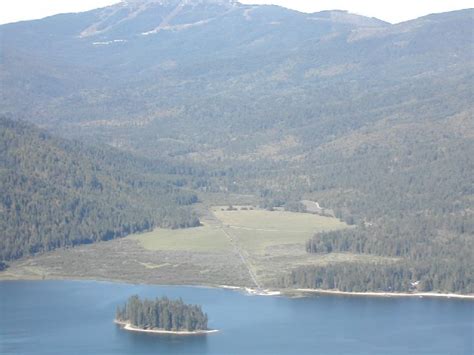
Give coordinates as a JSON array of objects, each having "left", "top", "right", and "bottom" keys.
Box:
[{"left": 115, "top": 295, "right": 217, "bottom": 335}]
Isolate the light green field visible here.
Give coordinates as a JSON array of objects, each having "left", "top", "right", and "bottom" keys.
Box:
[
  {"left": 213, "top": 208, "right": 344, "bottom": 232},
  {"left": 132, "top": 223, "right": 232, "bottom": 252},
  {"left": 135, "top": 207, "right": 347, "bottom": 255},
  {"left": 213, "top": 208, "right": 347, "bottom": 254},
  {"left": 130, "top": 207, "right": 357, "bottom": 286}
]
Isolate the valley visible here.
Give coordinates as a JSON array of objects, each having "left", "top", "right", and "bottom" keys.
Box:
[
  {"left": 0, "top": 205, "right": 367, "bottom": 287},
  {"left": 0, "top": 1, "right": 472, "bottom": 296}
]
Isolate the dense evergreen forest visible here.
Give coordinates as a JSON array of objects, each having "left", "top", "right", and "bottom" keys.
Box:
[
  {"left": 0, "top": 116, "right": 201, "bottom": 262},
  {"left": 279, "top": 262, "right": 473, "bottom": 293},
  {"left": 277, "top": 221, "right": 473, "bottom": 293},
  {"left": 115, "top": 295, "right": 208, "bottom": 331}
]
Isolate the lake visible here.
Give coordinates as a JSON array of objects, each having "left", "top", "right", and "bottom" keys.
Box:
[{"left": 0, "top": 280, "right": 472, "bottom": 354}]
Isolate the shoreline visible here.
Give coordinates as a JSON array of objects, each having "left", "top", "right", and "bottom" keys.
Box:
[
  {"left": 114, "top": 320, "right": 218, "bottom": 335},
  {"left": 289, "top": 288, "right": 474, "bottom": 300},
  {"left": 220, "top": 285, "right": 474, "bottom": 300},
  {"left": 0, "top": 275, "right": 472, "bottom": 300}
]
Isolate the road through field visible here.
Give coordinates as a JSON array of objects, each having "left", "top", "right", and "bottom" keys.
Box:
[
  {"left": 220, "top": 227, "right": 261, "bottom": 289},
  {"left": 207, "top": 210, "right": 262, "bottom": 289}
]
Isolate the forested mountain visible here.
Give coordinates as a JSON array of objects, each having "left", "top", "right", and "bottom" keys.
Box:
[
  {"left": 2, "top": 1, "right": 470, "bottom": 161},
  {"left": 0, "top": 116, "right": 200, "bottom": 261},
  {"left": 0, "top": 1, "right": 472, "bottom": 292}
]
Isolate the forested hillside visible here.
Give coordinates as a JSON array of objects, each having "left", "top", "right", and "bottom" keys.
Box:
[
  {"left": 272, "top": 112, "right": 474, "bottom": 293},
  {"left": 0, "top": 116, "right": 200, "bottom": 261},
  {"left": 2, "top": 2, "right": 470, "bottom": 162},
  {"left": 278, "top": 219, "right": 473, "bottom": 293}
]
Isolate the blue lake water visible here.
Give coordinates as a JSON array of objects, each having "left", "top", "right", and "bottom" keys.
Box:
[{"left": 0, "top": 280, "right": 472, "bottom": 354}]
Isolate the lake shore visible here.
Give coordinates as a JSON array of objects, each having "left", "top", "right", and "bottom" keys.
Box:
[
  {"left": 1, "top": 273, "right": 473, "bottom": 300},
  {"left": 114, "top": 320, "right": 218, "bottom": 335},
  {"left": 288, "top": 288, "right": 474, "bottom": 300},
  {"left": 220, "top": 285, "right": 474, "bottom": 299}
]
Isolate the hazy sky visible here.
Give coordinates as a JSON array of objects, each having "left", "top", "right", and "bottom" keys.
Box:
[{"left": 0, "top": 0, "right": 472, "bottom": 25}]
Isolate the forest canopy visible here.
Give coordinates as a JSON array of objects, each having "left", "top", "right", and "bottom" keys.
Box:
[
  {"left": 115, "top": 295, "right": 209, "bottom": 332},
  {"left": 0, "top": 117, "right": 200, "bottom": 262}
]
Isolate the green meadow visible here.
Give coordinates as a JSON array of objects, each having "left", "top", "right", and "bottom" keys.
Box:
[
  {"left": 132, "top": 207, "right": 354, "bottom": 285},
  {"left": 132, "top": 224, "right": 232, "bottom": 253},
  {"left": 135, "top": 207, "right": 347, "bottom": 254}
]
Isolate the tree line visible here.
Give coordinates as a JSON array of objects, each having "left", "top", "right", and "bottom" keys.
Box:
[{"left": 279, "top": 260, "right": 472, "bottom": 294}]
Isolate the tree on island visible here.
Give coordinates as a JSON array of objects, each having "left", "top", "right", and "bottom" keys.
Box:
[{"left": 115, "top": 295, "right": 208, "bottom": 331}]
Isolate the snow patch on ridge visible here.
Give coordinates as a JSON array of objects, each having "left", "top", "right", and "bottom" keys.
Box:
[
  {"left": 92, "top": 39, "right": 128, "bottom": 45},
  {"left": 141, "top": 19, "right": 212, "bottom": 35}
]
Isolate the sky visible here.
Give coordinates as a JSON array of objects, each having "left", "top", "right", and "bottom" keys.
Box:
[{"left": 0, "top": 0, "right": 472, "bottom": 25}]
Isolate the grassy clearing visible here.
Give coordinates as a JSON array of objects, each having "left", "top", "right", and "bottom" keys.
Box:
[
  {"left": 134, "top": 208, "right": 348, "bottom": 255},
  {"left": 209, "top": 208, "right": 358, "bottom": 284},
  {"left": 213, "top": 208, "right": 345, "bottom": 233},
  {"left": 231, "top": 230, "right": 318, "bottom": 254},
  {"left": 134, "top": 208, "right": 347, "bottom": 255},
  {"left": 128, "top": 207, "right": 357, "bottom": 286},
  {"left": 132, "top": 223, "right": 232, "bottom": 252},
  {"left": 213, "top": 208, "right": 347, "bottom": 254}
]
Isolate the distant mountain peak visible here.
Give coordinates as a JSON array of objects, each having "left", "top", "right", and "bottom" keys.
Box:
[
  {"left": 122, "top": 0, "right": 238, "bottom": 5},
  {"left": 79, "top": 0, "right": 242, "bottom": 38}
]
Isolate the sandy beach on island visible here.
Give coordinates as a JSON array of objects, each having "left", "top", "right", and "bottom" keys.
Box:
[
  {"left": 291, "top": 288, "right": 474, "bottom": 300},
  {"left": 114, "top": 320, "right": 219, "bottom": 335}
]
